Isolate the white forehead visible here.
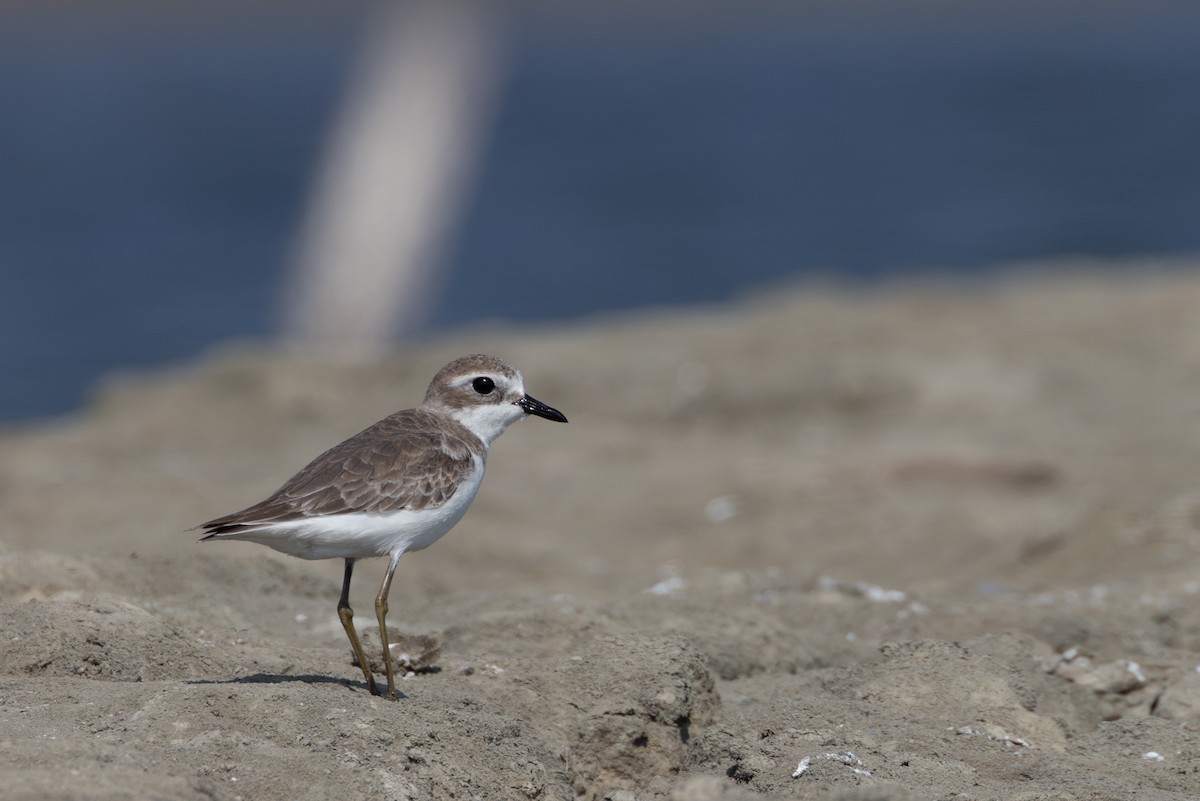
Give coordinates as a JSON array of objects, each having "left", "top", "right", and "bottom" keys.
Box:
[
  {"left": 424, "top": 354, "right": 523, "bottom": 407},
  {"left": 446, "top": 369, "right": 525, "bottom": 394}
]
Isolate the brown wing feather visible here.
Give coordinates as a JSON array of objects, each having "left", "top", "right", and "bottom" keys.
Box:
[{"left": 199, "top": 409, "right": 480, "bottom": 536}]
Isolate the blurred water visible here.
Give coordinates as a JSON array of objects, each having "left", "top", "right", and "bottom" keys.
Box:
[{"left": 2, "top": 4, "right": 1200, "bottom": 421}]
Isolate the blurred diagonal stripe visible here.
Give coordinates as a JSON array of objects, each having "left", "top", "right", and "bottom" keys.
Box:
[{"left": 283, "top": 2, "right": 505, "bottom": 353}]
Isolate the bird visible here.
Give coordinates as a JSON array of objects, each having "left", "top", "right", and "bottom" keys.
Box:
[{"left": 196, "top": 354, "right": 567, "bottom": 699}]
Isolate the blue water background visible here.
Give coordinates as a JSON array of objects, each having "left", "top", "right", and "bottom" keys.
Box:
[{"left": 2, "top": 2, "right": 1200, "bottom": 421}]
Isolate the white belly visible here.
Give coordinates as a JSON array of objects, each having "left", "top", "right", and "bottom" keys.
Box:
[{"left": 227, "top": 461, "right": 484, "bottom": 560}]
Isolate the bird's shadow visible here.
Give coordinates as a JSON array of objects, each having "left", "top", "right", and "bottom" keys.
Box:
[{"left": 185, "top": 673, "right": 407, "bottom": 699}]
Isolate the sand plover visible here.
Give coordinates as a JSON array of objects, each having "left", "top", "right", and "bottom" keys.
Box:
[{"left": 197, "top": 354, "right": 567, "bottom": 699}]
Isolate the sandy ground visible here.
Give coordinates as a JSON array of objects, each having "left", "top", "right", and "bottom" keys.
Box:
[{"left": 4, "top": 267, "right": 1200, "bottom": 800}]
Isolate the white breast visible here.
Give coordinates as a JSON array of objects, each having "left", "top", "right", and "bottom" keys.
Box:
[{"left": 227, "top": 459, "right": 485, "bottom": 561}]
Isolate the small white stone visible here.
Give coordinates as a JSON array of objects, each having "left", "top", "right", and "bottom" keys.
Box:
[
  {"left": 645, "top": 575, "right": 684, "bottom": 596},
  {"left": 704, "top": 496, "right": 737, "bottom": 523},
  {"left": 1122, "top": 660, "right": 1147, "bottom": 684}
]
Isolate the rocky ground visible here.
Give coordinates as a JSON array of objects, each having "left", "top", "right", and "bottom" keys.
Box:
[{"left": 3, "top": 267, "right": 1200, "bottom": 800}]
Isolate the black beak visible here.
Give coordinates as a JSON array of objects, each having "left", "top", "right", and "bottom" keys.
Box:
[{"left": 518, "top": 394, "right": 568, "bottom": 423}]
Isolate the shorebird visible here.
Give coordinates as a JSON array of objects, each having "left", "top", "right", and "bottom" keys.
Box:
[{"left": 197, "top": 354, "right": 567, "bottom": 699}]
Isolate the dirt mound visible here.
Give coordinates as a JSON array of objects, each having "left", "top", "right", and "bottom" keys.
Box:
[{"left": 3, "top": 271, "right": 1200, "bottom": 799}]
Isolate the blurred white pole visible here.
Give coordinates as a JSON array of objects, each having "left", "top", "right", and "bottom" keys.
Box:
[{"left": 283, "top": 2, "right": 504, "bottom": 354}]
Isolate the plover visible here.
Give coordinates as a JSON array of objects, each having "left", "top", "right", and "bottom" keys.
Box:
[{"left": 197, "top": 354, "right": 567, "bottom": 699}]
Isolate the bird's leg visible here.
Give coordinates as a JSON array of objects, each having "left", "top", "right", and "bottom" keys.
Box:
[
  {"left": 375, "top": 552, "right": 403, "bottom": 700},
  {"left": 337, "top": 559, "right": 378, "bottom": 696}
]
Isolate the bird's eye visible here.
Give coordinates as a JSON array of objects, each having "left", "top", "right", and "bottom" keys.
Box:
[{"left": 472, "top": 376, "right": 496, "bottom": 395}]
